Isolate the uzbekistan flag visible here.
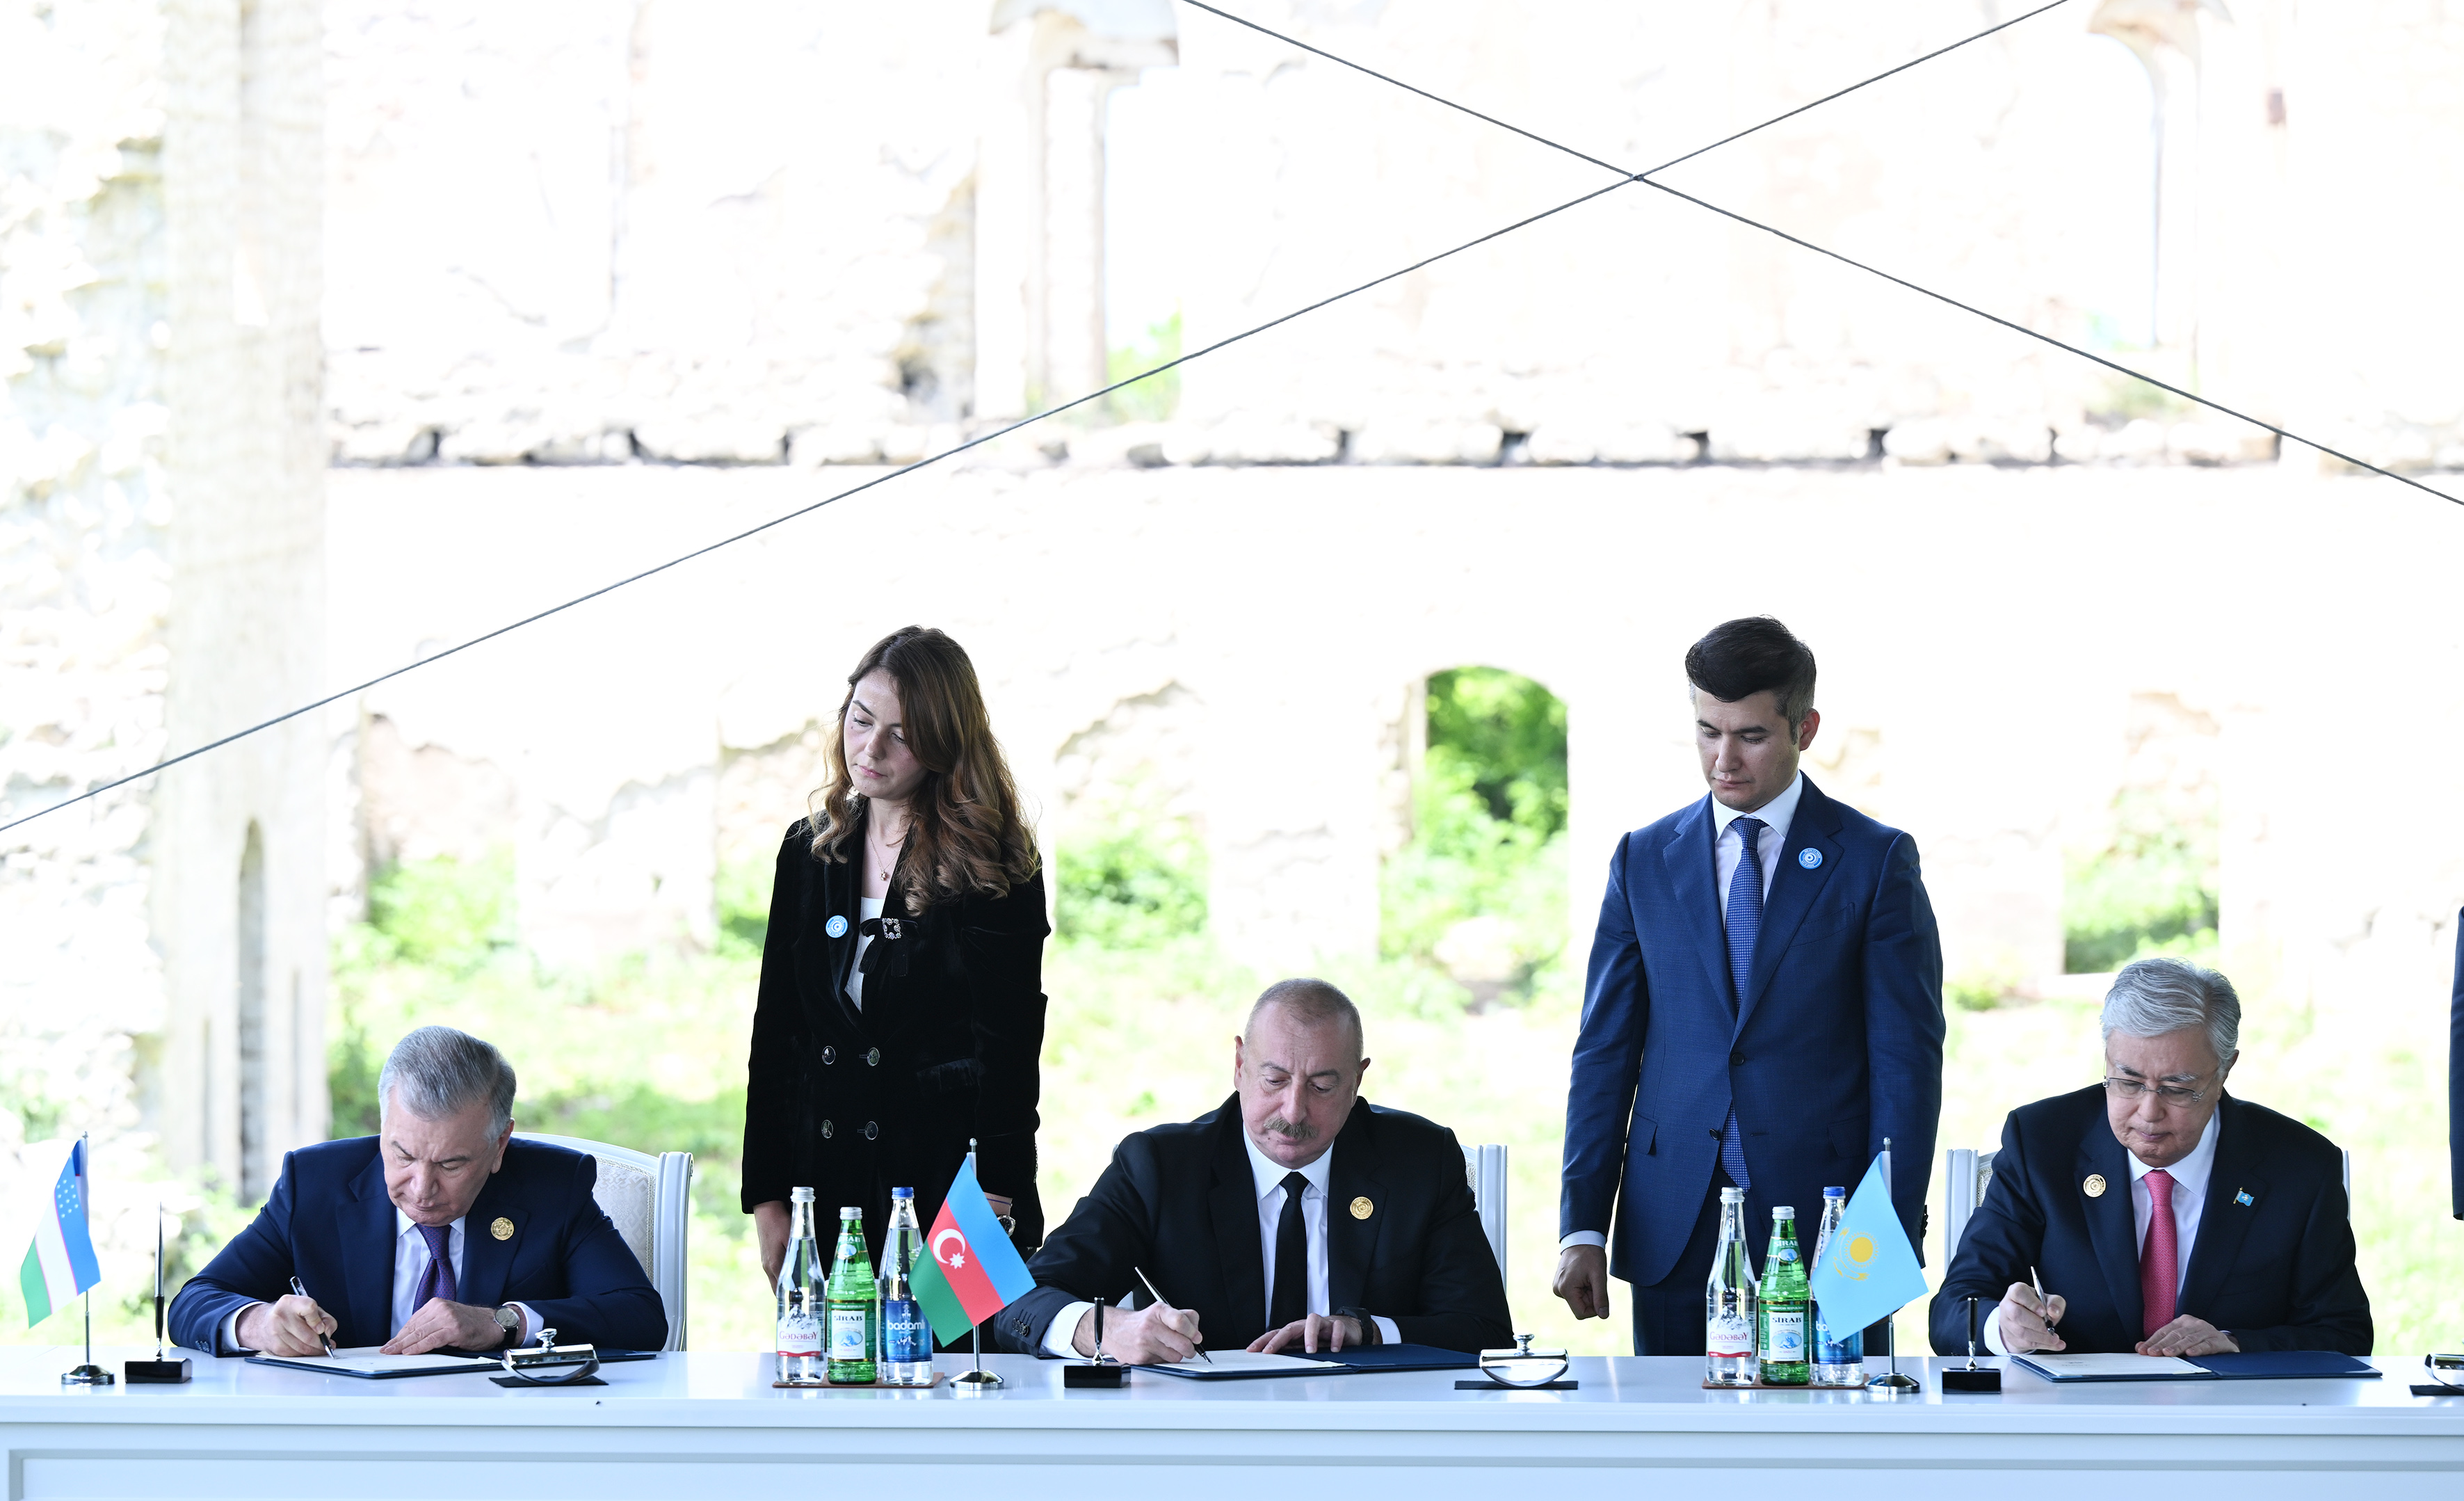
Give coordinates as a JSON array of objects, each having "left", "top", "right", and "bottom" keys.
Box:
[
  {"left": 19, "top": 1139, "right": 102, "bottom": 1328},
  {"left": 911, "top": 1155, "right": 1036, "bottom": 1343}
]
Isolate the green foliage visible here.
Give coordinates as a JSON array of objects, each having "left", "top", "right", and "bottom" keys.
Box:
[
  {"left": 2063, "top": 787, "right": 2219, "bottom": 973},
  {"left": 1382, "top": 667, "right": 1570, "bottom": 1004},
  {"left": 1106, "top": 310, "right": 1182, "bottom": 424},
  {"left": 364, "top": 848, "right": 517, "bottom": 972},
  {"left": 1055, "top": 814, "right": 1208, "bottom": 949},
  {"left": 715, "top": 856, "right": 773, "bottom": 959}
]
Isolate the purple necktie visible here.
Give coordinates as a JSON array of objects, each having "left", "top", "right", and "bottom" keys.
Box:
[
  {"left": 1718, "top": 817, "right": 1765, "bottom": 1192},
  {"left": 413, "top": 1223, "right": 457, "bottom": 1306}
]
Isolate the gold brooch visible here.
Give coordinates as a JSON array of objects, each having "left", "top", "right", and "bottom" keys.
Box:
[
  {"left": 490, "top": 1217, "right": 515, "bottom": 1241},
  {"left": 1350, "top": 1196, "right": 1374, "bottom": 1220},
  {"left": 2083, "top": 1175, "right": 2107, "bottom": 1198}
]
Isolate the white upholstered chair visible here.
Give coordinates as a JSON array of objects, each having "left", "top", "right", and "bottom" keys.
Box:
[
  {"left": 515, "top": 1132, "right": 694, "bottom": 1351},
  {"left": 1462, "top": 1143, "right": 1509, "bottom": 1283}
]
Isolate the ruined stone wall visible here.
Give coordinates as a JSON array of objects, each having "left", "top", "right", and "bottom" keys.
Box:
[{"left": 2, "top": 0, "right": 326, "bottom": 1201}]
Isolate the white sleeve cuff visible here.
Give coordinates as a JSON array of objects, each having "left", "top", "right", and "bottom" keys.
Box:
[
  {"left": 1981, "top": 1300, "right": 2011, "bottom": 1357},
  {"left": 1371, "top": 1315, "right": 1402, "bottom": 1347},
  {"left": 1042, "top": 1301, "right": 1095, "bottom": 1358},
  {"left": 1559, "top": 1230, "right": 1607, "bottom": 1251},
  {"left": 218, "top": 1303, "right": 261, "bottom": 1356},
  {"left": 510, "top": 1303, "right": 545, "bottom": 1347}
]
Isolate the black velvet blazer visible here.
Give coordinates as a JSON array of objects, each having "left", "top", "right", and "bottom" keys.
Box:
[{"left": 740, "top": 814, "right": 1049, "bottom": 1261}]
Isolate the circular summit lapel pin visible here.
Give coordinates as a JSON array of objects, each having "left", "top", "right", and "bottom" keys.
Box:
[
  {"left": 2083, "top": 1175, "right": 2107, "bottom": 1198},
  {"left": 1798, "top": 848, "right": 1822, "bottom": 869},
  {"left": 1350, "top": 1197, "right": 1374, "bottom": 1220},
  {"left": 491, "top": 1217, "right": 515, "bottom": 1240},
  {"left": 826, "top": 915, "right": 849, "bottom": 938}
]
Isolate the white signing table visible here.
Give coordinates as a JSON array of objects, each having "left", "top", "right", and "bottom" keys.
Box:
[{"left": 4, "top": 1346, "right": 2461, "bottom": 1500}]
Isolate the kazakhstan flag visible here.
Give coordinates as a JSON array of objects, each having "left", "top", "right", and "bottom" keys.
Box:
[{"left": 1810, "top": 1153, "right": 1928, "bottom": 1337}]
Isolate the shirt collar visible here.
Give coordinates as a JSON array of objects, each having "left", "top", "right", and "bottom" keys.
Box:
[
  {"left": 1240, "top": 1128, "right": 1332, "bottom": 1203},
  {"left": 1712, "top": 770, "right": 1806, "bottom": 844},
  {"left": 395, "top": 1210, "right": 467, "bottom": 1242},
  {"left": 2127, "top": 1104, "right": 2221, "bottom": 1198}
]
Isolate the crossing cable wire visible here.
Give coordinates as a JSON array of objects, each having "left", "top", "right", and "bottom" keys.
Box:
[
  {"left": 0, "top": 4, "right": 2091, "bottom": 842},
  {"left": 1186, "top": 0, "right": 2463, "bottom": 509}
]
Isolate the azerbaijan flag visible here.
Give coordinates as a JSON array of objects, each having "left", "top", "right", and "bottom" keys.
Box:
[{"left": 912, "top": 1155, "right": 1037, "bottom": 1344}]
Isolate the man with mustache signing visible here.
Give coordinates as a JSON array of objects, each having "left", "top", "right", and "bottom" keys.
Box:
[{"left": 995, "top": 979, "right": 1513, "bottom": 1360}]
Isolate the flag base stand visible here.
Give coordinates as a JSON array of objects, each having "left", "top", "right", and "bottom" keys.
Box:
[
  {"left": 61, "top": 1293, "right": 115, "bottom": 1387},
  {"left": 1866, "top": 1314, "right": 1920, "bottom": 1397},
  {"left": 951, "top": 1319, "right": 1004, "bottom": 1395}
]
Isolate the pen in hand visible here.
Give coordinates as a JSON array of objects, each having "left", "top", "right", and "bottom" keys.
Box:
[
  {"left": 2029, "top": 1265, "right": 2054, "bottom": 1330},
  {"left": 289, "top": 1276, "right": 336, "bottom": 1356},
  {"left": 1134, "top": 1265, "right": 1211, "bottom": 1365}
]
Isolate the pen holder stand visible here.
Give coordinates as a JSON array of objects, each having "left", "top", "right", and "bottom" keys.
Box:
[
  {"left": 1940, "top": 1365, "right": 2002, "bottom": 1392},
  {"left": 124, "top": 1356, "right": 192, "bottom": 1384},
  {"left": 1061, "top": 1297, "right": 1125, "bottom": 1387}
]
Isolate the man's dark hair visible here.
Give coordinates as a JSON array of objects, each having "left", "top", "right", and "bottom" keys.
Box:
[
  {"left": 1247, "top": 978, "right": 1365, "bottom": 1057},
  {"left": 1685, "top": 616, "right": 1817, "bottom": 726}
]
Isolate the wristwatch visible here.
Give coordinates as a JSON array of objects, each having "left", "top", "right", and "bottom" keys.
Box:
[
  {"left": 493, "top": 1304, "right": 522, "bottom": 1346},
  {"left": 1337, "top": 1306, "right": 1383, "bottom": 1345}
]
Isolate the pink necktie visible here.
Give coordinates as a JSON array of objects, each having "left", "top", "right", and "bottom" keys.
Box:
[{"left": 2140, "top": 1169, "right": 2178, "bottom": 1336}]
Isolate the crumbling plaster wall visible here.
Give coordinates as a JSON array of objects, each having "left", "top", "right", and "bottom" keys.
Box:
[{"left": 3, "top": 0, "right": 326, "bottom": 1196}]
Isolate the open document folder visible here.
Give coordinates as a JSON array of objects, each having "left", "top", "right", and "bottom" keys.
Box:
[
  {"left": 2014, "top": 1351, "right": 2378, "bottom": 1383},
  {"left": 1132, "top": 1344, "right": 1479, "bottom": 1380},
  {"left": 245, "top": 1346, "right": 654, "bottom": 1379}
]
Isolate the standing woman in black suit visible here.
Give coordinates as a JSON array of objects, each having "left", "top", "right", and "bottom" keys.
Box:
[{"left": 743, "top": 625, "right": 1048, "bottom": 1287}]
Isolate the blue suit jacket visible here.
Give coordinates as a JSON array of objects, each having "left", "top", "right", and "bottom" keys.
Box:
[
  {"left": 167, "top": 1137, "right": 666, "bottom": 1354},
  {"left": 1561, "top": 776, "right": 1944, "bottom": 1287},
  {"left": 1931, "top": 1089, "right": 2369, "bottom": 1355}
]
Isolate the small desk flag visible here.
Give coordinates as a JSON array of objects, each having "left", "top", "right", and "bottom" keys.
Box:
[
  {"left": 912, "top": 1155, "right": 1036, "bottom": 1344},
  {"left": 18, "top": 1139, "right": 103, "bottom": 1328},
  {"left": 1810, "top": 1151, "right": 1928, "bottom": 1338}
]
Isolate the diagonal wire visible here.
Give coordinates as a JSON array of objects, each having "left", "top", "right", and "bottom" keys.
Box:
[
  {"left": 0, "top": 3, "right": 2106, "bottom": 841},
  {"left": 1191, "top": 0, "right": 2461, "bottom": 506}
]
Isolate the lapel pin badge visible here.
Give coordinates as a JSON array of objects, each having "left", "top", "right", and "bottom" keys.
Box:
[
  {"left": 2082, "top": 1174, "right": 2107, "bottom": 1198},
  {"left": 2234, "top": 1189, "right": 2253, "bottom": 1207},
  {"left": 491, "top": 1217, "right": 515, "bottom": 1241},
  {"left": 1798, "top": 848, "right": 1822, "bottom": 869},
  {"left": 1350, "top": 1196, "right": 1374, "bottom": 1220},
  {"left": 825, "top": 915, "right": 849, "bottom": 938}
]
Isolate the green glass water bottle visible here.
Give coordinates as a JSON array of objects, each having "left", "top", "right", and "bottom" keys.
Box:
[
  {"left": 1757, "top": 1204, "right": 1810, "bottom": 1386},
  {"left": 824, "top": 1205, "right": 878, "bottom": 1384}
]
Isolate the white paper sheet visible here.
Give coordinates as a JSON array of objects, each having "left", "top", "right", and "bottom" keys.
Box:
[
  {"left": 2014, "top": 1353, "right": 2208, "bottom": 1381},
  {"left": 251, "top": 1346, "right": 503, "bottom": 1378},
  {"left": 1134, "top": 1349, "right": 1347, "bottom": 1377}
]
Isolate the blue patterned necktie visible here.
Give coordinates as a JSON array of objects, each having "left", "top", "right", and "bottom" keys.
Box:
[
  {"left": 1719, "top": 816, "right": 1766, "bottom": 1192},
  {"left": 413, "top": 1222, "right": 457, "bottom": 1306}
]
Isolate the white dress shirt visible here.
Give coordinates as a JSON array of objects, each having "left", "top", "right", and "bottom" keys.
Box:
[
  {"left": 216, "top": 1210, "right": 539, "bottom": 1354},
  {"left": 847, "top": 895, "right": 885, "bottom": 1008},
  {"left": 1981, "top": 1109, "right": 2222, "bottom": 1354},
  {"left": 1561, "top": 774, "right": 1808, "bottom": 1253},
  {"left": 1042, "top": 1136, "right": 1403, "bottom": 1357}
]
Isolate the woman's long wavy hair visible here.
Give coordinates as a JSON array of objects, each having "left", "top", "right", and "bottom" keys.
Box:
[{"left": 807, "top": 626, "right": 1039, "bottom": 910}]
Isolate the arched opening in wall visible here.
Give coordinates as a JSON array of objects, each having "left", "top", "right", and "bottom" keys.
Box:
[
  {"left": 1383, "top": 668, "right": 1568, "bottom": 1009},
  {"left": 2062, "top": 693, "right": 2220, "bottom": 975},
  {"left": 1047, "top": 683, "right": 1211, "bottom": 953},
  {"left": 236, "top": 822, "right": 270, "bottom": 1201}
]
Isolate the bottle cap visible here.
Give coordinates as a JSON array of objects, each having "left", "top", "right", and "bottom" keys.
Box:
[
  {"left": 1772, "top": 1205, "right": 1794, "bottom": 1219},
  {"left": 790, "top": 1187, "right": 815, "bottom": 1203},
  {"left": 1719, "top": 1187, "right": 1744, "bottom": 1202},
  {"left": 892, "top": 1187, "right": 914, "bottom": 1198},
  {"left": 1823, "top": 1187, "right": 1846, "bottom": 1197},
  {"left": 841, "top": 1206, "right": 863, "bottom": 1217}
]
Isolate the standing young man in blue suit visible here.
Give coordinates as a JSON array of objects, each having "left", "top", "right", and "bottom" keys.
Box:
[
  {"left": 1554, "top": 617, "right": 1944, "bottom": 1354},
  {"left": 168, "top": 1026, "right": 666, "bottom": 1356}
]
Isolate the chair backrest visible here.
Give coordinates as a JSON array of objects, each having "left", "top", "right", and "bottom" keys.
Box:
[
  {"left": 2341, "top": 1148, "right": 2351, "bottom": 1216},
  {"left": 1462, "top": 1143, "right": 1508, "bottom": 1284},
  {"left": 515, "top": 1132, "right": 693, "bottom": 1351},
  {"left": 1941, "top": 1146, "right": 1998, "bottom": 1265}
]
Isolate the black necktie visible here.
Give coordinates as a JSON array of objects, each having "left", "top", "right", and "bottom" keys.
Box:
[{"left": 1269, "top": 1171, "right": 1310, "bottom": 1329}]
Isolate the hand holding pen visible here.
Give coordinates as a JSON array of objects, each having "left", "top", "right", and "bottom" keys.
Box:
[{"left": 236, "top": 1276, "right": 339, "bottom": 1357}]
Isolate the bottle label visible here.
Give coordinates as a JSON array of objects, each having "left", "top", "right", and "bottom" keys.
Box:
[
  {"left": 830, "top": 1308, "right": 871, "bottom": 1359},
  {"left": 776, "top": 1311, "right": 820, "bottom": 1358},
  {"left": 1707, "top": 1313, "right": 1755, "bottom": 1358},
  {"left": 1763, "top": 1310, "right": 1807, "bottom": 1360},
  {"left": 883, "top": 1300, "right": 929, "bottom": 1363},
  {"left": 1812, "top": 1306, "right": 1863, "bottom": 1363}
]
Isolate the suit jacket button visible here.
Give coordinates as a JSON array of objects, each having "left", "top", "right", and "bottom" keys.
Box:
[
  {"left": 821, "top": 1119, "right": 835, "bottom": 1139},
  {"left": 821, "top": 1045, "right": 837, "bottom": 1066},
  {"left": 866, "top": 1048, "right": 880, "bottom": 1066},
  {"left": 862, "top": 1121, "right": 879, "bottom": 1141},
  {"left": 1730, "top": 1050, "right": 1746, "bottom": 1067}
]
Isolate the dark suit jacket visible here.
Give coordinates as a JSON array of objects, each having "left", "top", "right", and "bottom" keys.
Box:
[
  {"left": 741, "top": 814, "right": 1049, "bottom": 1263},
  {"left": 1561, "top": 776, "right": 1944, "bottom": 1287},
  {"left": 167, "top": 1137, "right": 666, "bottom": 1354},
  {"left": 995, "top": 1094, "right": 1513, "bottom": 1355},
  {"left": 1930, "top": 1088, "right": 2370, "bottom": 1356}
]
